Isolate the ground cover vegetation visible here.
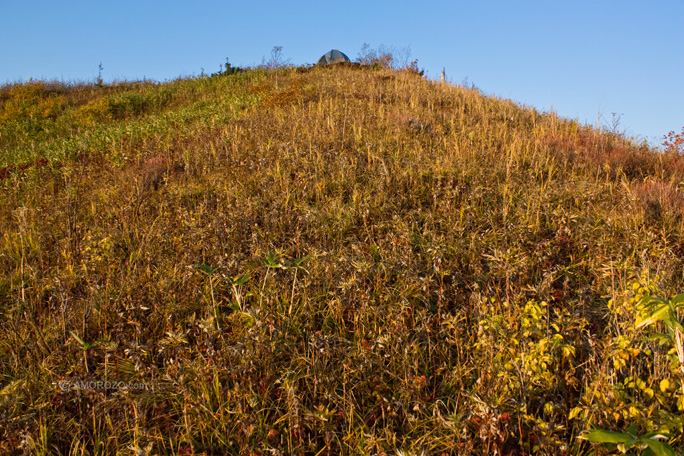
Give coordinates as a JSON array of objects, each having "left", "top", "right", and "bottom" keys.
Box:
[{"left": 1, "top": 52, "right": 684, "bottom": 455}]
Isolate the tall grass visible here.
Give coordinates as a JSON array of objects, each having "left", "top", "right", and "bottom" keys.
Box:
[{"left": 1, "top": 65, "right": 683, "bottom": 454}]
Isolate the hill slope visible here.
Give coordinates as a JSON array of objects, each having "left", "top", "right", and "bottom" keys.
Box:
[{"left": 1, "top": 66, "right": 683, "bottom": 454}]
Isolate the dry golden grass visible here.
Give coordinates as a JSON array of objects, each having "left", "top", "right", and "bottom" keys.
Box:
[{"left": 0, "top": 65, "right": 683, "bottom": 455}]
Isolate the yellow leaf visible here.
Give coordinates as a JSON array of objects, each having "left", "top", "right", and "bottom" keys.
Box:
[
  {"left": 568, "top": 407, "right": 583, "bottom": 420},
  {"left": 0, "top": 380, "right": 22, "bottom": 396},
  {"left": 659, "top": 378, "right": 670, "bottom": 393},
  {"left": 544, "top": 402, "right": 555, "bottom": 415},
  {"left": 635, "top": 303, "right": 670, "bottom": 330}
]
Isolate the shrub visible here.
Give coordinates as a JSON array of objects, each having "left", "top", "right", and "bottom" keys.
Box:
[
  {"left": 356, "top": 43, "right": 424, "bottom": 76},
  {"left": 356, "top": 43, "right": 398, "bottom": 69},
  {"left": 0, "top": 81, "right": 68, "bottom": 123},
  {"left": 662, "top": 127, "right": 684, "bottom": 154}
]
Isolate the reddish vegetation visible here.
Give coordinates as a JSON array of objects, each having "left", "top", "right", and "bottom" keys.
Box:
[
  {"left": 662, "top": 127, "right": 684, "bottom": 154},
  {"left": 0, "top": 158, "right": 50, "bottom": 180}
]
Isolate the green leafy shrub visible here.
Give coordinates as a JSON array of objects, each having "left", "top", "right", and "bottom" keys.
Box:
[{"left": 578, "top": 285, "right": 684, "bottom": 454}]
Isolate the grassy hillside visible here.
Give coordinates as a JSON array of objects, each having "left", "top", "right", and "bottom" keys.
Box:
[{"left": 1, "top": 65, "right": 683, "bottom": 455}]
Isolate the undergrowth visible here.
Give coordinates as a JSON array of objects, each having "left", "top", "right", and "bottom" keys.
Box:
[{"left": 1, "top": 64, "right": 683, "bottom": 455}]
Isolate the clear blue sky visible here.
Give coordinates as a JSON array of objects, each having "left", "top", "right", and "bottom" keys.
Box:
[{"left": 1, "top": 1, "right": 682, "bottom": 145}]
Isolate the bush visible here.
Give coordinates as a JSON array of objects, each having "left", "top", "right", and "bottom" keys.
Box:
[
  {"left": 662, "top": 127, "right": 684, "bottom": 154},
  {"left": 356, "top": 43, "right": 424, "bottom": 76}
]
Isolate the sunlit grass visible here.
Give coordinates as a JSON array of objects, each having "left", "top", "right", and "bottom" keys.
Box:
[{"left": 1, "top": 64, "right": 683, "bottom": 454}]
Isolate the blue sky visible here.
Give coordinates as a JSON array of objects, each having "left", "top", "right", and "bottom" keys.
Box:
[{"left": 1, "top": 1, "right": 682, "bottom": 145}]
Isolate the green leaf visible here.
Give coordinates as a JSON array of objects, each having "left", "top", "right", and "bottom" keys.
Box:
[
  {"left": 638, "top": 437, "right": 676, "bottom": 456},
  {"left": 581, "top": 429, "right": 634, "bottom": 444},
  {"left": 626, "top": 423, "right": 637, "bottom": 438},
  {"left": 642, "top": 432, "right": 672, "bottom": 441},
  {"left": 199, "top": 263, "right": 214, "bottom": 274},
  {"left": 669, "top": 293, "right": 684, "bottom": 307},
  {"left": 647, "top": 333, "right": 672, "bottom": 345},
  {"left": 294, "top": 254, "right": 312, "bottom": 266},
  {"left": 69, "top": 331, "right": 85, "bottom": 347},
  {"left": 641, "top": 296, "right": 669, "bottom": 307},
  {"left": 636, "top": 303, "right": 672, "bottom": 330},
  {"left": 264, "top": 251, "right": 282, "bottom": 268},
  {"left": 236, "top": 273, "right": 250, "bottom": 285}
]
